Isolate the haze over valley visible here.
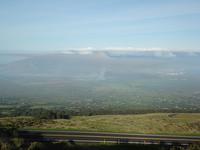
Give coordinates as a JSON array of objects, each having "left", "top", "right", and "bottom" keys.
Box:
[{"left": 0, "top": 51, "right": 200, "bottom": 115}]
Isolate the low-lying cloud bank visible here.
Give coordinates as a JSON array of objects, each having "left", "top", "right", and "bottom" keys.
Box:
[
  {"left": 62, "top": 47, "right": 200, "bottom": 52},
  {"left": 59, "top": 47, "right": 200, "bottom": 58}
]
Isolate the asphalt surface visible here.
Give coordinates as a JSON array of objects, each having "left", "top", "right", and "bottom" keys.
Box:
[{"left": 19, "top": 130, "right": 200, "bottom": 145}]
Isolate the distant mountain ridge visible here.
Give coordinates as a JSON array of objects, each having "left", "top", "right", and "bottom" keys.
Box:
[{"left": 0, "top": 51, "right": 200, "bottom": 78}]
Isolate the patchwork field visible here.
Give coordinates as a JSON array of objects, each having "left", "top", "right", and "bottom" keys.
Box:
[{"left": 0, "top": 113, "right": 200, "bottom": 136}]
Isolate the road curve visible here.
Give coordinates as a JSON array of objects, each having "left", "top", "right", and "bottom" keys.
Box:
[{"left": 19, "top": 130, "right": 200, "bottom": 145}]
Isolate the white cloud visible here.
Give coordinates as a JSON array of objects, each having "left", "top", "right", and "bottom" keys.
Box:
[
  {"left": 104, "top": 47, "right": 169, "bottom": 51},
  {"left": 71, "top": 47, "right": 96, "bottom": 51},
  {"left": 60, "top": 47, "right": 95, "bottom": 55},
  {"left": 64, "top": 47, "right": 169, "bottom": 52},
  {"left": 63, "top": 47, "right": 200, "bottom": 52}
]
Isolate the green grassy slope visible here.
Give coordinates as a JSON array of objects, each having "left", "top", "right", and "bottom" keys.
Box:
[{"left": 0, "top": 113, "right": 200, "bottom": 136}]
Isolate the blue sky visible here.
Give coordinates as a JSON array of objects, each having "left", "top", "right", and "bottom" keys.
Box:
[{"left": 0, "top": 0, "right": 200, "bottom": 52}]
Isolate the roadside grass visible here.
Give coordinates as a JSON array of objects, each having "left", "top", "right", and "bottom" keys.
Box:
[{"left": 0, "top": 113, "right": 200, "bottom": 136}]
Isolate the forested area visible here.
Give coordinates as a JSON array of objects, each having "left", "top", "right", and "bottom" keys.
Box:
[{"left": 13, "top": 108, "right": 70, "bottom": 119}]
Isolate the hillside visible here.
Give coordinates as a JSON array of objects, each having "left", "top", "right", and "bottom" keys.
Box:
[{"left": 1, "top": 113, "right": 200, "bottom": 136}]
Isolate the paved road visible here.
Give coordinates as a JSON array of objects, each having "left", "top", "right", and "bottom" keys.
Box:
[{"left": 19, "top": 130, "right": 200, "bottom": 145}]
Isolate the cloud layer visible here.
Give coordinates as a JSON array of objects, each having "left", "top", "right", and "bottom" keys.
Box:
[{"left": 63, "top": 47, "right": 200, "bottom": 52}]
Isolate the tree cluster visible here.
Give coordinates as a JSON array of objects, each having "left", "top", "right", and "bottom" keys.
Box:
[{"left": 13, "top": 108, "right": 70, "bottom": 119}]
